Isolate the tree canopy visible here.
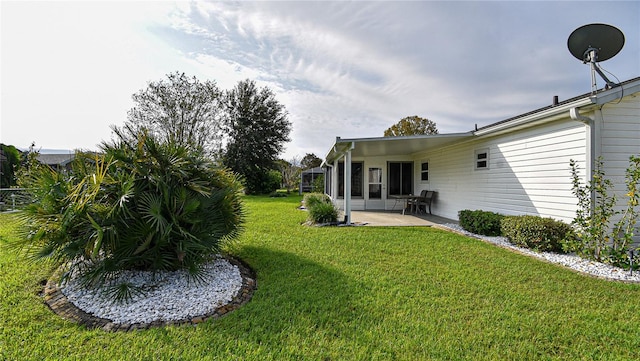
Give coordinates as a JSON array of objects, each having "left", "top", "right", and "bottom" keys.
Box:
[
  {"left": 119, "top": 73, "right": 291, "bottom": 194},
  {"left": 301, "top": 153, "right": 322, "bottom": 170},
  {"left": 277, "top": 157, "right": 301, "bottom": 193},
  {"left": 122, "top": 71, "right": 224, "bottom": 157},
  {"left": 383, "top": 116, "right": 438, "bottom": 137},
  {"left": 1, "top": 144, "right": 22, "bottom": 188},
  {"left": 222, "top": 79, "right": 291, "bottom": 194}
]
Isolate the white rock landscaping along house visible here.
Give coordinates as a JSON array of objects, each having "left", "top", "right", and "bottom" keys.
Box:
[{"left": 323, "top": 77, "right": 640, "bottom": 226}]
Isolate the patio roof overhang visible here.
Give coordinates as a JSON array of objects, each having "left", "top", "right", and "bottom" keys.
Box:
[{"left": 324, "top": 132, "right": 475, "bottom": 165}]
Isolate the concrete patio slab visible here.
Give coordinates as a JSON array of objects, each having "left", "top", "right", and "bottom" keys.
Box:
[{"left": 349, "top": 211, "right": 456, "bottom": 227}]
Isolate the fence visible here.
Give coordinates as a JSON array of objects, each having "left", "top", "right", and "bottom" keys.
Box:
[{"left": 0, "top": 188, "right": 31, "bottom": 211}]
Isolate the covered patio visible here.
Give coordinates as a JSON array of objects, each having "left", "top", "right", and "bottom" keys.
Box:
[{"left": 323, "top": 133, "right": 473, "bottom": 224}]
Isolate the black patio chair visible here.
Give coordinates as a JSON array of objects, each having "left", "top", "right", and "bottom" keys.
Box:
[
  {"left": 408, "top": 190, "right": 428, "bottom": 213},
  {"left": 416, "top": 191, "right": 434, "bottom": 214}
]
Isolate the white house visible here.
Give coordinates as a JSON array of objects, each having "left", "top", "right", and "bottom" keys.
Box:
[{"left": 323, "top": 77, "right": 640, "bottom": 224}]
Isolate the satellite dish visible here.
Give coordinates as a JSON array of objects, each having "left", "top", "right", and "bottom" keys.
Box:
[
  {"left": 567, "top": 24, "right": 624, "bottom": 94},
  {"left": 568, "top": 23, "right": 625, "bottom": 62},
  {"left": 567, "top": 23, "right": 625, "bottom": 92}
]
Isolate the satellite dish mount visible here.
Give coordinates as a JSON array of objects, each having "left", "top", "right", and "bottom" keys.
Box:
[{"left": 567, "top": 23, "right": 625, "bottom": 93}]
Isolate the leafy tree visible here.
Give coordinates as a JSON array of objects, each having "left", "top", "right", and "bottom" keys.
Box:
[
  {"left": 122, "top": 71, "right": 224, "bottom": 157},
  {"left": 15, "top": 126, "right": 245, "bottom": 302},
  {"left": 312, "top": 174, "right": 325, "bottom": 193},
  {"left": 301, "top": 153, "right": 322, "bottom": 170},
  {"left": 223, "top": 79, "right": 291, "bottom": 194},
  {"left": 1, "top": 144, "right": 22, "bottom": 187},
  {"left": 384, "top": 116, "right": 438, "bottom": 137},
  {"left": 277, "top": 157, "right": 302, "bottom": 193}
]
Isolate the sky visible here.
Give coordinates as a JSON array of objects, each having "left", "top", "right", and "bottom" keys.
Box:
[{"left": 1, "top": 1, "right": 639, "bottom": 160}]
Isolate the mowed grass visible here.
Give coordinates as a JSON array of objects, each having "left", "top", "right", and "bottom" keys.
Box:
[{"left": 2, "top": 195, "right": 640, "bottom": 360}]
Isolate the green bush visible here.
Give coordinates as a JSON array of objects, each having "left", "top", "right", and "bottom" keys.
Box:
[
  {"left": 237, "top": 168, "right": 282, "bottom": 195},
  {"left": 303, "top": 193, "right": 330, "bottom": 209},
  {"left": 262, "top": 169, "right": 283, "bottom": 194},
  {"left": 302, "top": 193, "right": 338, "bottom": 224},
  {"left": 269, "top": 190, "right": 288, "bottom": 198},
  {"left": 16, "top": 129, "right": 245, "bottom": 302},
  {"left": 458, "top": 210, "right": 505, "bottom": 236},
  {"left": 307, "top": 201, "right": 338, "bottom": 224},
  {"left": 501, "top": 215, "right": 573, "bottom": 252}
]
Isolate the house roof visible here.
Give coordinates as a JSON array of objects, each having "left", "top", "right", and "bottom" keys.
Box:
[
  {"left": 36, "top": 153, "right": 75, "bottom": 167},
  {"left": 324, "top": 76, "right": 640, "bottom": 164},
  {"left": 301, "top": 167, "right": 324, "bottom": 175}
]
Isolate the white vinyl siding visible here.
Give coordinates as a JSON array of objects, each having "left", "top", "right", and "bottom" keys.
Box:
[
  {"left": 599, "top": 97, "right": 640, "bottom": 219},
  {"left": 420, "top": 119, "right": 587, "bottom": 223}
]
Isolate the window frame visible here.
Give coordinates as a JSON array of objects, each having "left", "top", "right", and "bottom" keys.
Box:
[
  {"left": 420, "top": 161, "right": 429, "bottom": 182},
  {"left": 474, "top": 148, "right": 490, "bottom": 170}
]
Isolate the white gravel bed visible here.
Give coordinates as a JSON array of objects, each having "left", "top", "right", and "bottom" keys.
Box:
[
  {"left": 440, "top": 223, "right": 640, "bottom": 282},
  {"left": 60, "top": 256, "right": 242, "bottom": 324}
]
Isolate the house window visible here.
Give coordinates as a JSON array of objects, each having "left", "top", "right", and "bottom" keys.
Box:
[
  {"left": 338, "top": 162, "right": 363, "bottom": 198},
  {"left": 420, "top": 161, "right": 429, "bottom": 181},
  {"left": 475, "top": 149, "right": 489, "bottom": 170},
  {"left": 368, "top": 168, "right": 382, "bottom": 199},
  {"left": 388, "top": 162, "right": 413, "bottom": 196}
]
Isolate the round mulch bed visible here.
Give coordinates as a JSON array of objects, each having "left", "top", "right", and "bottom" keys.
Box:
[{"left": 42, "top": 256, "right": 256, "bottom": 332}]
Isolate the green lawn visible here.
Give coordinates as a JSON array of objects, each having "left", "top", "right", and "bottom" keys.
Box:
[{"left": 2, "top": 195, "right": 640, "bottom": 360}]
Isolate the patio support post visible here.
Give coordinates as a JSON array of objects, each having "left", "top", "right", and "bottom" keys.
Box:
[
  {"left": 344, "top": 143, "right": 354, "bottom": 225},
  {"left": 332, "top": 159, "right": 338, "bottom": 202}
]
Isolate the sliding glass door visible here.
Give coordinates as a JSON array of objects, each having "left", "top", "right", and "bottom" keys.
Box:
[{"left": 388, "top": 162, "right": 413, "bottom": 196}]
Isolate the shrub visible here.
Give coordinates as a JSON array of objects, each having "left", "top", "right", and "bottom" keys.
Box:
[
  {"left": 307, "top": 202, "right": 338, "bottom": 224},
  {"left": 501, "top": 215, "right": 574, "bottom": 252},
  {"left": 263, "top": 169, "right": 283, "bottom": 194},
  {"left": 16, "top": 129, "right": 245, "bottom": 302},
  {"left": 569, "top": 156, "right": 640, "bottom": 267},
  {"left": 269, "top": 190, "right": 288, "bottom": 198},
  {"left": 302, "top": 193, "right": 338, "bottom": 224},
  {"left": 303, "top": 193, "right": 330, "bottom": 209},
  {"left": 458, "top": 210, "right": 504, "bottom": 236}
]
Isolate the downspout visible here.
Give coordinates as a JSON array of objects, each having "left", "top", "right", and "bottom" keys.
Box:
[
  {"left": 570, "top": 107, "right": 595, "bottom": 178},
  {"left": 570, "top": 107, "right": 596, "bottom": 209}
]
